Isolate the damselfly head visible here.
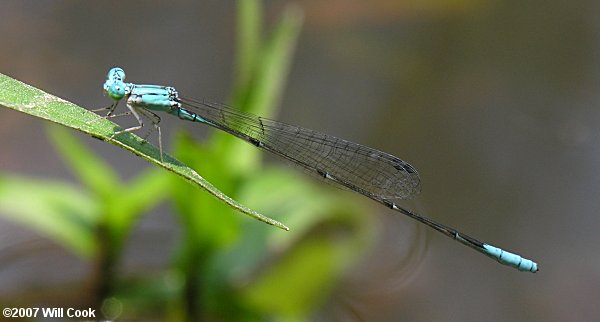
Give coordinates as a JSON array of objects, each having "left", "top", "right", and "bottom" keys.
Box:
[{"left": 103, "top": 67, "right": 127, "bottom": 100}]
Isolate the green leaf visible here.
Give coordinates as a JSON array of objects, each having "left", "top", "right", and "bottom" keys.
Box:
[
  {"left": 223, "top": 3, "right": 304, "bottom": 174},
  {"left": 242, "top": 233, "right": 360, "bottom": 317},
  {"left": 47, "top": 125, "right": 119, "bottom": 198},
  {"left": 48, "top": 125, "right": 168, "bottom": 234},
  {"left": 0, "top": 175, "right": 98, "bottom": 257},
  {"left": 0, "top": 72, "right": 288, "bottom": 231},
  {"left": 244, "top": 3, "right": 303, "bottom": 118},
  {"left": 170, "top": 134, "right": 241, "bottom": 247},
  {"left": 235, "top": 0, "right": 262, "bottom": 94}
]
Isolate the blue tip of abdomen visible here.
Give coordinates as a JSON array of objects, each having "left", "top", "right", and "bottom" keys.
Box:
[{"left": 483, "top": 244, "right": 538, "bottom": 272}]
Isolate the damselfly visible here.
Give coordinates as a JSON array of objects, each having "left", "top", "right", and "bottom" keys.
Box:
[{"left": 97, "top": 67, "right": 538, "bottom": 272}]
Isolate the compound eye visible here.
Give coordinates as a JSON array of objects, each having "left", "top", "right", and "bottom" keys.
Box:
[
  {"left": 105, "top": 82, "right": 126, "bottom": 100},
  {"left": 107, "top": 67, "right": 126, "bottom": 81}
]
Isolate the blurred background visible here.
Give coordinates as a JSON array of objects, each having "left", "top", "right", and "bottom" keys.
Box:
[{"left": 1, "top": 0, "right": 599, "bottom": 321}]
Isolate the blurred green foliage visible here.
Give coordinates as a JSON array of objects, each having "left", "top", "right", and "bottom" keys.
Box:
[{"left": 0, "top": 1, "right": 375, "bottom": 320}]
